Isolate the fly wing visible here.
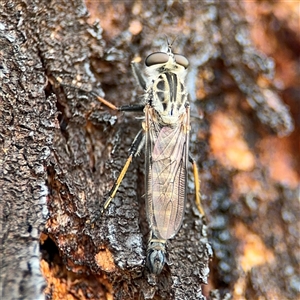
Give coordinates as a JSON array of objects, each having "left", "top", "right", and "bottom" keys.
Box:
[{"left": 145, "top": 112, "right": 189, "bottom": 240}]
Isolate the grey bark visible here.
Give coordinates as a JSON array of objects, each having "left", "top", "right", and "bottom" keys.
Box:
[{"left": 1, "top": 1, "right": 298, "bottom": 300}]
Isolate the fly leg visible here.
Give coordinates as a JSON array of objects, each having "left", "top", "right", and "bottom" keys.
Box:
[
  {"left": 54, "top": 75, "right": 146, "bottom": 113},
  {"left": 84, "top": 84, "right": 147, "bottom": 212},
  {"left": 92, "top": 90, "right": 145, "bottom": 113},
  {"left": 189, "top": 155, "right": 205, "bottom": 217},
  {"left": 77, "top": 85, "right": 146, "bottom": 212},
  {"left": 101, "top": 129, "right": 145, "bottom": 213}
]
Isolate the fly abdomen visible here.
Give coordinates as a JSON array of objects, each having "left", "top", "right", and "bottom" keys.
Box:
[{"left": 146, "top": 238, "right": 166, "bottom": 275}]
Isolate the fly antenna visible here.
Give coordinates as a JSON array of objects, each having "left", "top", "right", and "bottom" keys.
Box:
[
  {"left": 165, "top": 36, "right": 177, "bottom": 54},
  {"left": 164, "top": 35, "right": 170, "bottom": 47},
  {"left": 170, "top": 36, "right": 177, "bottom": 48}
]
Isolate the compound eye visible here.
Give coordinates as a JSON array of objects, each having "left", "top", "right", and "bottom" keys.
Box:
[
  {"left": 145, "top": 52, "right": 169, "bottom": 66},
  {"left": 174, "top": 54, "right": 189, "bottom": 68}
]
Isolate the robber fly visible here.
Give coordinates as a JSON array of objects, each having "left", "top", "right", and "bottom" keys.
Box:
[{"left": 90, "top": 42, "right": 205, "bottom": 274}]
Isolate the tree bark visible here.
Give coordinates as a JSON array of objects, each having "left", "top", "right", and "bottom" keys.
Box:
[{"left": 1, "top": 1, "right": 298, "bottom": 300}]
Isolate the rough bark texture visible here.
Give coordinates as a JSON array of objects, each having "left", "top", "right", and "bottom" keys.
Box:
[{"left": 0, "top": 1, "right": 299, "bottom": 300}]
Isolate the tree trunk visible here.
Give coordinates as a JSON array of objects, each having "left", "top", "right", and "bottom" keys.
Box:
[{"left": 1, "top": 1, "right": 298, "bottom": 299}]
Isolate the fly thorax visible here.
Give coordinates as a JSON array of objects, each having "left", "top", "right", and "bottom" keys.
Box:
[{"left": 151, "top": 72, "right": 188, "bottom": 125}]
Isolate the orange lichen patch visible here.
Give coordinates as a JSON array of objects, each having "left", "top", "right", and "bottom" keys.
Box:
[
  {"left": 209, "top": 111, "right": 255, "bottom": 171},
  {"left": 41, "top": 257, "right": 112, "bottom": 299},
  {"left": 132, "top": 1, "right": 142, "bottom": 15},
  {"left": 196, "top": 68, "right": 215, "bottom": 100},
  {"left": 85, "top": 1, "right": 126, "bottom": 38},
  {"left": 40, "top": 232, "right": 49, "bottom": 245},
  {"left": 272, "top": 3, "right": 299, "bottom": 42},
  {"left": 244, "top": 1, "right": 299, "bottom": 88},
  {"left": 41, "top": 259, "right": 72, "bottom": 300},
  {"left": 129, "top": 20, "right": 143, "bottom": 35},
  {"left": 274, "top": 51, "right": 298, "bottom": 88},
  {"left": 47, "top": 213, "right": 70, "bottom": 230},
  {"left": 231, "top": 172, "right": 278, "bottom": 203},
  {"left": 95, "top": 247, "right": 116, "bottom": 272},
  {"left": 258, "top": 136, "right": 299, "bottom": 189},
  {"left": 234, "top": 222, "right": 275, "bottom": 273},
  {"left": 232, "top": 173, "right": 261, "bottom": 198},
  {"left": 244, "top": 2, "right": 278, "bottom": 54},
  {"left": 233, "top": 276, "right": 247, "bottom": 300},
  {"left": 244, "top": 1, "right": 299, "bottom": 49}
]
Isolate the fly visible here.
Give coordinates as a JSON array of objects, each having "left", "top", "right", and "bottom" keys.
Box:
[{"left": 81, "top": 42, "right": 204, "bottom": 274}]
